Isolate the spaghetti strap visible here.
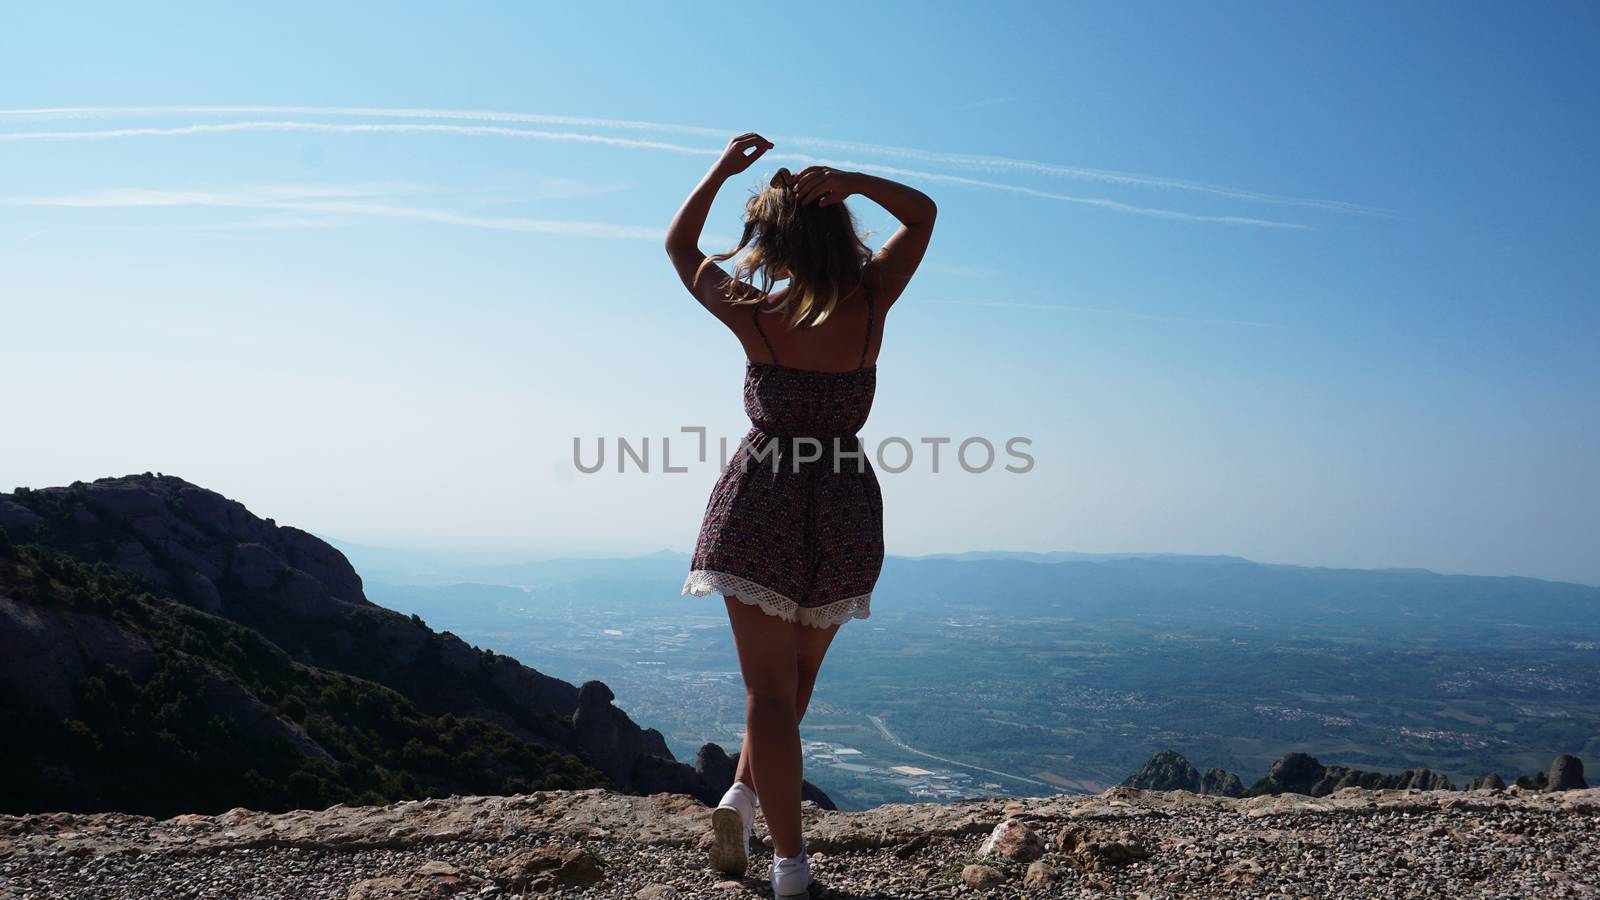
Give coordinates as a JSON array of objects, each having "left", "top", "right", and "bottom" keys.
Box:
[
  {"left": 752, "top": 305, "right": 779, "bottom": 365},
  {"left": 859, "top": 279, "right": 876, "bottom": 369}
]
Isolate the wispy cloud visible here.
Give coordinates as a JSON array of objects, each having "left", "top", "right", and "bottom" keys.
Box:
[
  {"left": 0, "top": 120, "right": 715, "bottom": 157},
  {"left": 0, "top": 186, "right": 668, "bottom": 241},
  {"left": 1, "top": 184, "right": 390, "bottom": 207},
  {"left": 924, "top": 297, "right": 1276, "bottom": 329},
  {"left": 775, "top": 138, "right": 1390, "bottom": 218},
  {"left": 138, "top": 216, "right": 353, "bottom": 232},
  {"left": 763, "top": 153, "right": 1315, "bottom": 230},
  {"left": 1, "top": 105, "right": 1379, "bottom": 214},
  {"left": 0, "top": 105, "right": 1381, "bottom": 225},
  {"left": 0, "top": 118, "right": 1313, "bottom": 229}
]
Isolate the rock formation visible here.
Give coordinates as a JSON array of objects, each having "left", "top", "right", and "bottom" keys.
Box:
[
  {"left": 1124, "top": 749, "right": 1594, "bottom": 800},
  {"left": 1120, "top": 750, "right": 1244, "bottom": 797},
  {"left": 1245, "top": 751, "right": 1455, "bottom": 796},
  {"left": 0, "top": 474, "right": 833, "bottom": 816},
  {"left": 1549, "top": 753, "right": 1589, "bottom": 791}
]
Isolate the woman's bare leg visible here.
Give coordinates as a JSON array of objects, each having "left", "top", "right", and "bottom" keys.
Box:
[
  {"left": 733, "top": 616, "right": 841, "bottom": 791},
  {"left": 723, "top": 597, "right": 840, "bottom": 858}
]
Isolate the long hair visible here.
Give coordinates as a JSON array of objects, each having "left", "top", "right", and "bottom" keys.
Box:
[{"left": 695, "top": 167, "right": 875, "bottom": 328}]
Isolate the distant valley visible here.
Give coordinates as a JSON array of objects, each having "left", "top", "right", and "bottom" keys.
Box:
[{"left": 348, "top": 545, "right": 1600, "bottom": 812}]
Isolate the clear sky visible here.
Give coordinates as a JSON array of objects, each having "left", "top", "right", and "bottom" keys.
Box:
[{"left": 3, "top": 2, "right": 1596, "bottom": 584}]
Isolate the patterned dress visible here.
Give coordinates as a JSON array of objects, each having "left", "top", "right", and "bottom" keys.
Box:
[{"left": 682, "top": 287, "right": 884, "bottom": 628}]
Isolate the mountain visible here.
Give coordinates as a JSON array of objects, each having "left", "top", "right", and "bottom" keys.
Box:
[
  {"left": 0, "top": 538, "right": 603, "bottom": 817},
  {"left": 1120, "top": 749, "right": 1457, "bottom": 797},
  {"left": 0, "top": 474, "right": 833, "bottom": 816},
  {"left": 1244, "top": 751, "right": 1456, "bottom": 795},
  {"left": 1119, "top": 750, "right": 1244, "bottom": 797},
  {"left": 910, "top": 550, "right": 1257, "bottom": 566},
  {"left": 1122, "top": 749, "right": 1598, "bottom": 800}
]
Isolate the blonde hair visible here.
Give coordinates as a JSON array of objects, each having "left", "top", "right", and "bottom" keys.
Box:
[{"left": 695, "top": 167, "right": 875, "bottom": 328}]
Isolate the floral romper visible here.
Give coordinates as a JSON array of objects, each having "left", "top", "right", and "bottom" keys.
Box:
[{"left": 682, "top": 285, "right": 884, "bottom": 628}]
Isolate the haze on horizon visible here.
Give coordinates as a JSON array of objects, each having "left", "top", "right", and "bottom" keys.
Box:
[{"left": 2, "top": 2, "right": 1596, "bottom": 585}]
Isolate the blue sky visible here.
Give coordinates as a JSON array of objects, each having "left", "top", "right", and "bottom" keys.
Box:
[{"left": 2, "top": 1, "right": 1596, "bottom": 584}]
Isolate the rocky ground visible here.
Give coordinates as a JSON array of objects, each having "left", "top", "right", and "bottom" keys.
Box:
[{"left": 2, "top": 785, "right": 1598, "bottom": 899}]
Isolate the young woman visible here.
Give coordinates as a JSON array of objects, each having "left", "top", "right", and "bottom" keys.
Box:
[{"left": 664, "top": 132, "right": 936, "bottom": 898}]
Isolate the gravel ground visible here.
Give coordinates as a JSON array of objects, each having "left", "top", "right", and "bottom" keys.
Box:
[{"left": 3, "top": 789, "right": 1597, "bottom": 899}]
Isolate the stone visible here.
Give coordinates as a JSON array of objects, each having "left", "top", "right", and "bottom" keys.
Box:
[
  {"left": 486, "top": 845, "right": 603, "bottom": 890},
  {"left": 1220, "top": 857, "right": 1266, "bottom": 884},
  {"left": 960, "top": 863, "right": 1005, "bottom": 888},
  {"left": 347, "top": 859, "right": 481, "bottom": 899},
  {"left": 1023, "top": 859, "right": 1057, "bottom": 887},
  {"left": 892, "top": 833, "right": 932, "bottom": 859},
  {"left": 1056, "top": 825, "right": 1152, "bottom": 871},
  {"left": 977, "top": 816, "right": 1045, "bottom": 863}
]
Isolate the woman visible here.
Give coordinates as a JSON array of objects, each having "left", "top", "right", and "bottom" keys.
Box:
[{"left": 664, "top": 132, "right": 937, "bottom": 898}]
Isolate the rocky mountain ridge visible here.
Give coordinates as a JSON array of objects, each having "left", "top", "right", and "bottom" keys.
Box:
[
  {"left": 0, "top": 474, "right": 831, "bottom": 816},
  {"left": 1121, "top": 749, "right": 1589, "bottom": 799}
]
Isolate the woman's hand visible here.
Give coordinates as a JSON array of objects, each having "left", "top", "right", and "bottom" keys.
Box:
[
  {"left": 713, "top": 132, "right": 773, "bottom": 179},
  {"left": 793, "top": 166, "right": 859, "bottom": 207}
]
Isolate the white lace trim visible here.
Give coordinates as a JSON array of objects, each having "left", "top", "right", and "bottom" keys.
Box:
[{"left": 682, "top": 569, "right": 872, "bottom": 629}]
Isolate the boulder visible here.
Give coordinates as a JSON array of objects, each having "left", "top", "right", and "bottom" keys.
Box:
[
  {"left": 977, "top": 816, "right": 1045, "bottom": 862},
  {"left": 486, "top": 845, "right": 604, "bottom": 891},
  {"left": 1055, "top": 825, "right": 1152, "bottom": 871},
  {"left": 1549, "top": 754, "right": 1587, "bottom": 791}
]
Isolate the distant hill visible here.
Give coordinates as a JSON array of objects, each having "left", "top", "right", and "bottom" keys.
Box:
[
  {"left": 908, "top": 550, "right": 1258, "bottom": 566},
  {"left": 0, "top": 475, "right": 833, "bottom": 816}
]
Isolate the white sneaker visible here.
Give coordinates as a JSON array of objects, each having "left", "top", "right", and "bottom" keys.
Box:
[
  {"left": 710, "top": 782, "right": 756, "bottom": 874},
  {"left": 769, "top": 838, "right": 812, "bottom": 899}
]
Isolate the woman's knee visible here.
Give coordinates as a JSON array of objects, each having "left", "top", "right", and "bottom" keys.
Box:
[{"left": 745, "top": 686, "right": 798, "bottom": 718}]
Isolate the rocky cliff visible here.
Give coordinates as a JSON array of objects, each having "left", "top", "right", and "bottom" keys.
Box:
[
  {"left": 0, "top": 474, "right": 832, "bottom": 817},
  {"left": 2, "top": 784, "right": 1597, "bottom": 897},
  {"left": 1120, "top": 749, "right": 1245, "bottom": 797}
]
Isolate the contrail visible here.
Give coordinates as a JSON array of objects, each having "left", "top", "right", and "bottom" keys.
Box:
[
  {"left": 0, "top": 187, "right": 665, "bottom": 241},
  {"left": 776, "top": 137, "right": 1390, "bottom": 217},
  {"left": 0, "top": 120, "right": 715, "bottom": 157},
  {"left": 0, "top": 104, "right": 1383, "bottom": 217},
  {"left": 0, "top": 119, "right": 1312, "bottom": 229},
  {"left": 763, "top": 153, "right": 1314, "bottom": 230}
]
